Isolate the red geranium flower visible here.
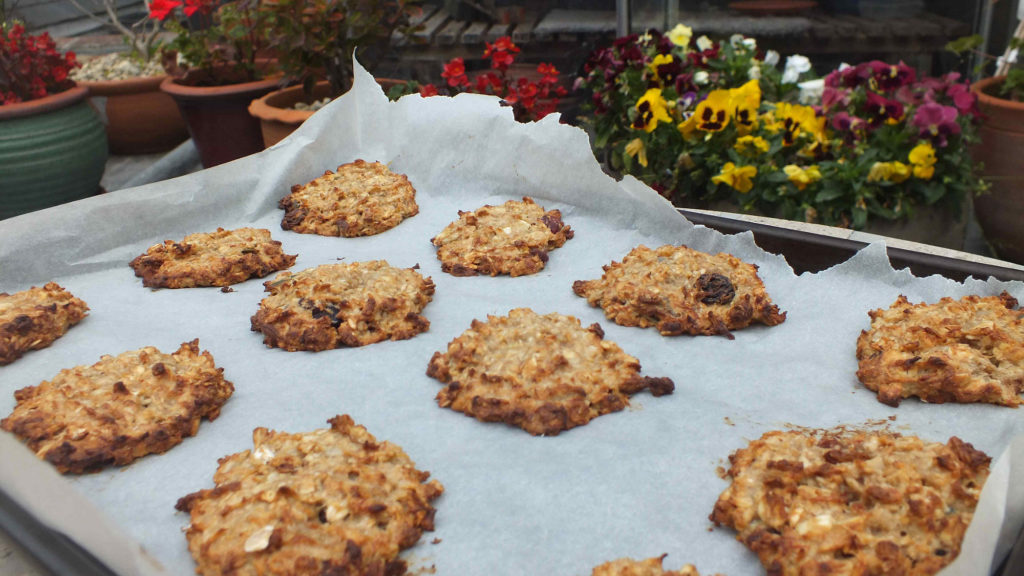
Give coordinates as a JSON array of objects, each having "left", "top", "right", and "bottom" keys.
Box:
[
  {"left": 149, "top": 0, "right": 182, "bottom": 21},
  {"left": 183, "top": 0, "right": 214, "bottom": 17},
  {"left": 441, "top": 57, "right": 469, "bottom": 88},
  {"left": 418, "top": 84, "right": 439, "bottom": 97}
]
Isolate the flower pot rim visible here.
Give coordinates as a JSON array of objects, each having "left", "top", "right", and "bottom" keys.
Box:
[
  {"left": 160, "top": 74, "right": 283, "bottom": 101},
  {"left": 248, "top": 81, "right": 325, "bottom": 125},
  {"left": 0, "top": 85, "right": 90, "bottom": 120},
  {"left": 80, "top": 74, "right": 169, "bottom": 96},
  {"left": 971, "top": 76, "right": 1024, "bottom": 112}
]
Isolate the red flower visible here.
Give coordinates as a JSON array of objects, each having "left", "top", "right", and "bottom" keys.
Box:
[
  {"left": 149, "top": 0, "right": 182, "bottom": 21},
  {"left": 418, "top": 84, "right": 439, "bottom": 97},
  {"left": 183, "top": 0, "right": 214, "bottom": 16},
  {"left": 485, "top": 36, "right": 519, "bottom": 56},
  {"left": 537, "top": 63, "right": 559, "bottom": 84},
  {"left": 441, "top": 57, "right": 469, "bottom": 88},
  {"left": 484, "top": 36, "right": 519, "bottom": 72}
]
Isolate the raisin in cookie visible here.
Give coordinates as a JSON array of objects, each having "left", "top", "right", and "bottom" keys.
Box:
[
  {"left": 710, "top": 427, "right": 989, "bottom": 576},
  {"left": 427, "top": 308, "right": 673, "bottom": 435},
  {"left": 1, "top": 339, "right": 232, "bottom": 474},
  {"left": 856, "top": 292, "right": 1024, "bottom": 407},
  {"left": 0, "top": 282, "right": 88, "bottom": 365},
  {"left": 176, "top": 415, "right": 443, "bottom": 576},
  {"left": 251, "top": 261, "right": 434, "bottom": 351},
  {"left": 130, "top": 227, "right": 296, "bottom": 288},
  {"left": 573, "top": 245, "right": 785, "bottom": 338},
  {"left": 430, "top": 197, "right": 573, "bottom": 277},
  {"left": 279, "top": 159, "right": 418, "bottom": 237}
]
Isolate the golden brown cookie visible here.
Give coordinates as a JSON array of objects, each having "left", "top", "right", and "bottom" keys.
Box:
[
  {"left": 130, "top": 227, "right": 297, "bottom": 289},
  {"left": 427, "top": 308, "right": 673, "bottom": 436},
  {"left": 175, "top": 415, "right": 443, "bottom": 576},
  {"left": 856, "top": 292, "right": 1024, "bottom": 407},
  {"left": 710, "top": 427, "right": 989, "bottom": 576},
  {"left": 592, "top": 556, "right": 714, "bottom": 576},
  {"left": 430, "top": 196, "right": 573, "bottom": 277},
  {"left": 251, "top": 261, "right": 434, "bottom": 351},
  {"left": 279, "top": 159, "right": 418, "bottom": 237},
  {"left": 1, "top": 339, "right": 232, "bottom": 474},
  {"left": 573, "top": 245, "right": 786, "bottom": 338},
  {"left": 0, "top": 282, "right": 88, "bottom": 365}
]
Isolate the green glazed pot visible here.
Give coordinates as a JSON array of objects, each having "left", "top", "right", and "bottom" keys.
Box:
[{"left": 0, "top": 85, "right": 109, "bottom": 220}]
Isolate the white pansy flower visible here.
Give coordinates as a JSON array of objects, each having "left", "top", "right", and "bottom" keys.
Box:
[
  {"left": 798, "top": 78, "right": 825, "bottom": 105},
  {"left": 782, "top": 54, "right": 812, "bottom": 84},
  {"left": 764, "top": 50, "right": 780, "bottom": 67},
  {"left": 694, "top": 71, "right": 710, "bottom": 85},
  {"left": 696, "top": 35, "right": 713, "bottom": 52},
  {"left": 729, "top": 34, "right": 744, "bottom": 48},
  {"left": 743, "top": 37, "right": 757, "bottom": 51},
  {"left": 668, "top": 23, "right": 693, "bottom": 48},
  {"left": 838, "top": 62, "right": 852, "bottom": 71},
  {"left": 748, "top": 63, "right": 762, "bottom": 80}
]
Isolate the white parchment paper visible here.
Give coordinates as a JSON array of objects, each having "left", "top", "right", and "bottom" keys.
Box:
[{"left": 1, "top": 60, "right": 1023, "bottom": 576}]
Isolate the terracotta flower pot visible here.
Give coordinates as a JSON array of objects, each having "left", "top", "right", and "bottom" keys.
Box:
[
  {"left": 248, "top": 79, "right": 404, "bottom": 148},
  {"left": 971, "top": 76, "right": 1024, "bottom": 264},
  {"left": 160, "top": 74, "right": 281, "bottom": 168},
  {"left": 0, "top": 85, "right": 108, "bottom": 220},
  {"left": 80, "top": 75, "right": 189, "bottom": 155}
]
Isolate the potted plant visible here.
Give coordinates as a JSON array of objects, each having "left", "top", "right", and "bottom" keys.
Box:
[
  {"left": 247, "top": 0, "right": 421, "bottom": 148},
  {"left": 578, "top": 27, "right": 982, "bottom": 248},
  {"left": 153, "top": 0, "right": 279, "bottom": 167},
  {"left": 1, "top": 22, "right": 108, "bottom": 219},
  {"left": 410, "top": 35, "right": 569, "bottom": 123},
  {"left": 67, "top": 0, "right": 189, "bottom": 155},
  {"left": 949, "top": 23, "right": 1024, "bottom": 263}
]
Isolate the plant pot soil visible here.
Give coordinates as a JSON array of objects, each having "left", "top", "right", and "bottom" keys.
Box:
[
  {"left": 160, "top": 74, "right": 281, "bottom": 168},
  {"left": 81, "top": 75, "right": 189, "bottom": 155},
  {"left": 248, "top": 78, "right": 404, "bottom": 148},
  {"left": 0, "top": 85, "right": 108, "bottom": 219},
  {"left": 971, "top": 76, "right": 1024, "bottom": 264}
]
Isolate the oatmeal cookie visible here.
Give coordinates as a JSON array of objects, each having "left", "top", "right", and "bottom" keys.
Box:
[
  {"left": 279, "top": 159, "right": 418, "bottom": 237},
  {"left": 251, "top": 261, "right": 434, "bottom": 351},
  {"left": 427, "top": 308, "right": 674, "bottom": 435},
  {"left": 1, "top": 339, "right": 232, "bottom": 474},
  {"left": 573, "top": 245, "right": 785, "bottom": 338},
  {"left": 130, "top": 227, "right": 297, "bottom": 289},
  {"left": 175, "top": 415, "right": 443, "bottom": 576},
  {"left": 592, "top": 557, "right": 714, "bottom": 576},
  {"left": 0, "top": 282, "right": 88, "bottom": 365},
  {"left": 856, "top": 292, "right": 1024, "bottom": 407},
  {"left": 430, "top": 196, "right": 573, "bottom": 277},
  {"left": 710, "top": 427, "right": 989, "bottom": 576}
]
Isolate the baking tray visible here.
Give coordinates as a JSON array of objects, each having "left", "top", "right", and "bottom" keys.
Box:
[
  {"left": 3, "top": 65, "right": 1023, "bottom": 575},
  {"left": 2, "top": 212, "right": 1022, "bottom": 576}
]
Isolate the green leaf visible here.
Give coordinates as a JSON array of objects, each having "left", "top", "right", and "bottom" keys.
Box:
[
  {"left": 814, "top": 187, "right": 846, "bottom": 202},
  {"left": 946, "top": 35, "right": 983, "bottom": 55}
]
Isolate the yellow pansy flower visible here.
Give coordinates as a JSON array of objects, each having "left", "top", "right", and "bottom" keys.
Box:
[
  {"left": 734, "top": 135, "right": 770, "bottom": 156},
  {"left": 867, "top": 161, "right": 910, "bottom": 183},
  {"left": 783, "top": 164, "right": 822, "bottom": 190},
  {"left": 649, "top": 54, "right": 674, "bottom": 83},
  {"left": 712, "top": 162, "right": 757, "bottom": 193},
  {"left": 775, "top": 102, "right": 822, "bottom": 146},
  {"left": 668, "top": 23, "right": 693, "bottom": 48},
  {"left": 625, "top": 138, "right": 648, "bottom": 168},
  {"left": 677, "top": 113, "right": 699, "bottom": 139},
  {"left": 730, "top": 79, "right": 762, "bottom": 135},
  {"left": 633, "top": 88, "right": 672, "bottom": 133},
  {"left": 909, "top": 142, "right": 937, "bottom": 180},
  {"left": 694, "top": 90, "right": 732, "bottom": 132},
  {"left": 888, "top": 161, "right": 911, "bottom": 183}
]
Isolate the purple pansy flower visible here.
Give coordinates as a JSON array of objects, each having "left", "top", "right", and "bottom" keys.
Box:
[{"left": 912, "top": 102, "right": 961, "bottom": 147}]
